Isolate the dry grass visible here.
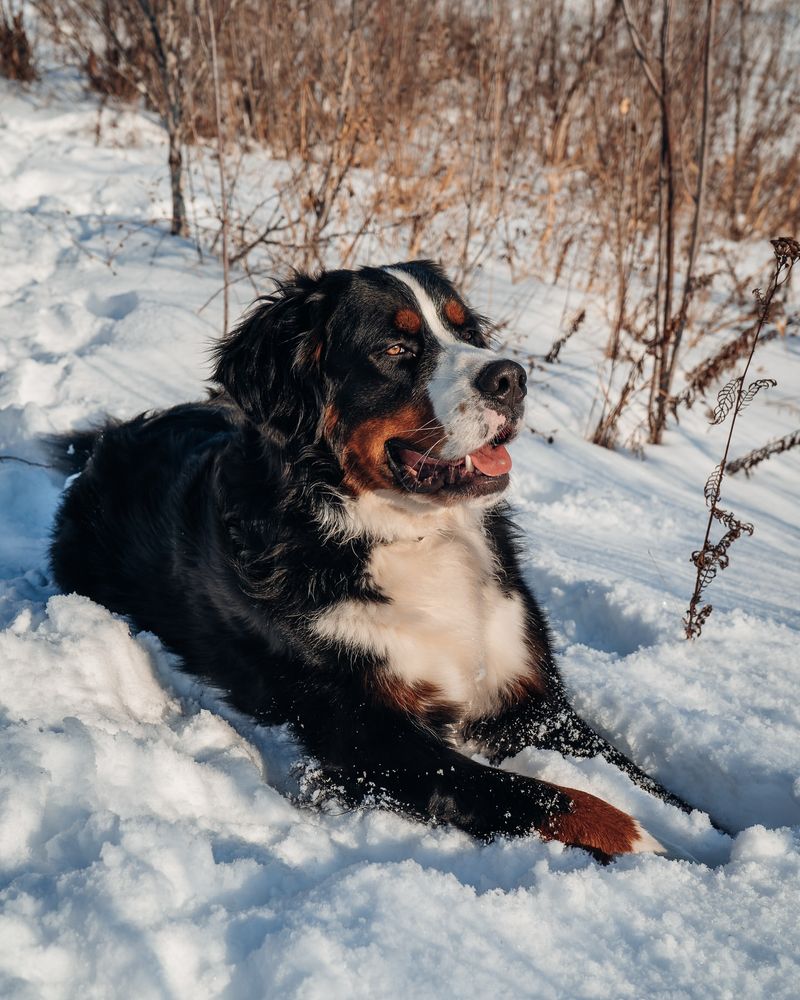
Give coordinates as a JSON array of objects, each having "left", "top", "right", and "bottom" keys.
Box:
[{"left": 32, "top": 1, "right": 800, "bottom": 284}]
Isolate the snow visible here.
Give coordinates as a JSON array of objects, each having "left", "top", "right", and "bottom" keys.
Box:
[{"left": 1, "top": 73, "right": 799, "bottom": 999}]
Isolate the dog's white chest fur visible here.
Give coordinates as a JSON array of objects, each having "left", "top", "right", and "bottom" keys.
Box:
[{"left": 314, "top": 510, "right": 536, "bottom": 718}]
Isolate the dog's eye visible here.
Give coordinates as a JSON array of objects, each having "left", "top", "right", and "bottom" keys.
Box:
[
  {"left": 461, "top": 330, "right": 483, "bottom": 347},
  {"left": 386, "top": 344, "right": 412, "bottom": 357}
]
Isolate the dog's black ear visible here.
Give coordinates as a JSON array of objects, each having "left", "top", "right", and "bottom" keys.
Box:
[{"left": 211, "top": 273, "right": 335, "bottom": 443}]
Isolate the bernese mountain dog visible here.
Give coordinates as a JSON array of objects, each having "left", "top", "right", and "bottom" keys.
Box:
[{"left": 50, "top": 260, "right": 698, "bottom": 861}]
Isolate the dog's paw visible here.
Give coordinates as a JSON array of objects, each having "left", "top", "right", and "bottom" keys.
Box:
[{"left": 540, "top": 785, "right": 665, "bottom": 860}]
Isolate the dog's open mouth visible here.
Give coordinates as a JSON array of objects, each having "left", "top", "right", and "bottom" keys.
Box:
[{"left": 386, "top": 425, "right": 514, "bottom": 498}]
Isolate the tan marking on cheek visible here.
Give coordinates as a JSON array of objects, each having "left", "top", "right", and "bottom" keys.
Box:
[
  {"left": 444, "top": 299, "right": 467, "bottom": 326},
  {"left": 394, "top": 308, "right": 422, "bottom": 334},
  {"left": 341, "top": 426, "right": 390, "bottom": 495},
  {"left": 340, "top": 402, "right": 442, "bottom": 496}
]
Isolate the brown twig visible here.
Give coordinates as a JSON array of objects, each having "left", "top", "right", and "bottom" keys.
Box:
[{"left": 545, "top": 309, "right": 586, "bottom": 363}]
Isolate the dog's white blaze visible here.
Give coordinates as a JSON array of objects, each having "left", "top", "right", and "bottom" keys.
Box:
[
  {"left": 383, "top": 265, "right": 522, "bottom": 461},
  {"left": 313, "top": 512, "right": 539, "bottom": 719},
  {"left": 384, "top": 267, "right": 457, "bottom": 345}
]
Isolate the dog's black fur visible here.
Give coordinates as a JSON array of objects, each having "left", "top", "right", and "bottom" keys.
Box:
[{"left": 50, "top": 261, "right": 697, "bottom": 859}]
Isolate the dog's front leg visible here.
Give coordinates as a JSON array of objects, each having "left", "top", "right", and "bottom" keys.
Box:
[
  {"left": 295, "top": 696, "right": 661, "bottom": 859},
  {"left": 465, "top": 690, "right": 697, "bottom": 818}
]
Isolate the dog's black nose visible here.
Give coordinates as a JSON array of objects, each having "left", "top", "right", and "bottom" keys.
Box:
[{"left": 475, "top": 360, "right": 527, "bottom": 411}]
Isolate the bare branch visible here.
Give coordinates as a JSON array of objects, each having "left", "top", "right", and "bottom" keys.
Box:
[{"left": 617, "top": 0, "right": 663, "bottom": 101}]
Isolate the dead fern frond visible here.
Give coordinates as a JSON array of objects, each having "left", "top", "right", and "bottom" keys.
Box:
[
  {"left": 684, "top": 238, "right": 798, "bottom": 639},
  {"left": 684, "top": 600, "right": 712, "bottom": 640},
  {"left": 771, "top": 236, "right": 800, "bottom": 262},
  {"left": 711, "top": 377, "right": 742, "bottom": 424},
  {"left": 703, "top": 464, "right": 723, "bottom": 505},
  {"left": 728, "top": 428, "right": 800, "bottom": 477},
  {"left": 737, "top": 378, "right": 777, "bottom": 412},
  {"left": 711, "top": 506, "right": 753, "bottom": 536}
]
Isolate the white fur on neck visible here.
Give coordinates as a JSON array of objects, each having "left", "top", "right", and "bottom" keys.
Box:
[
  {"left": 315, "top": 488, "right": 507, "bottom": 545},
  {"left": 312, "top": 503, "right": 540, "bottom": 720}
]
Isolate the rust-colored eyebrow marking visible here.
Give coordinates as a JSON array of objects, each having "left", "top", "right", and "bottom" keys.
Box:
[
  {"left": 394, "top": 308, "right": 422, "bottom": 334},
  {"left": 444, "top": 299, "right": 467, "bottom": 326}
]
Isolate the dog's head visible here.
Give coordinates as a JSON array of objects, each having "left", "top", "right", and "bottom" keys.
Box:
[{"left": 212, "top": 261, "right": 526, "bottom": 506}]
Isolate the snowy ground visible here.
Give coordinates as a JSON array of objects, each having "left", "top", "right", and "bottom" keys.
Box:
[{"left": 1, "top": 75, "right": 799, "bottom": 1000}]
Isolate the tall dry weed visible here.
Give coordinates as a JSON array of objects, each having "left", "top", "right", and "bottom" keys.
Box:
[{"left": 684, "top": 237, "right": 799, "bottom": 639}]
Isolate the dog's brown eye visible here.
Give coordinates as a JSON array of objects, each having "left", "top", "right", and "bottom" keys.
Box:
[{"left": 386, "top": 344, "right": 407, "bottom": 357}]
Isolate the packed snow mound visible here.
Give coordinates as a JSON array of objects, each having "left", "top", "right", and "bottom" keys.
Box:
[
  {"left": 2, "top": 598, "right": 799, "bottom": 1000},
  {"left": 1, "top": 74, "right": 799, "bottom": 998}
]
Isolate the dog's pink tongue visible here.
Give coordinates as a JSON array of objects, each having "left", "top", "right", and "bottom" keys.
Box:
[{"left": 470, "top": 443, "right": 512, "bottom": 476}]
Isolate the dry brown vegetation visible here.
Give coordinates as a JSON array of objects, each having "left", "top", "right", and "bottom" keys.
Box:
[
  {"left": 28, "top": 0, "right": 800, "bottom": 448},
  {"left": 684, "top": 237, "right": 799, "bottom": 640},
  {"left": 727, "top": 428, "right": 800, "bottom": 476},
  {"left": 0, "top": 2, "right": 36, "bottom": 81}
]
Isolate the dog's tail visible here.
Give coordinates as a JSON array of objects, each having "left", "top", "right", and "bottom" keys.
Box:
[{"left": 45, "top": 426, "right": 107, "bottom": 476}]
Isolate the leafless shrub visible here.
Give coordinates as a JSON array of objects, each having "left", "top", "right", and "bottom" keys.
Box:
[
  {"left": 728, "top": 429, "right": 800, "bottom": 477},
  {"left": 85, "top": 44, "right": 142, "bottom": 102},
  {"left": 590, "top": 0, "right": 718, "bottom": 448},
  {"left": 591, "top": 350, "right": 648, "bottom": 450},
  {"left": 202, "top": 0, "right": 230, "bottom": 333},
  {"left": 586, "top": 1, "right": 798, "bottom": 451},
  {"left": 718, "top": 2, "right": 800, "bottom": 240},
  {"left": 30, "top": 0, "right": 800, "bottom": 318},
  {"left": 0, "top": 2, "right": 35, "bottom": 81},
  {"left": 35, "top": 0, "right": 226, "bottom": 236},
  {"left": 684, "top": 238, "right": 799, "bottom": 639}
]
